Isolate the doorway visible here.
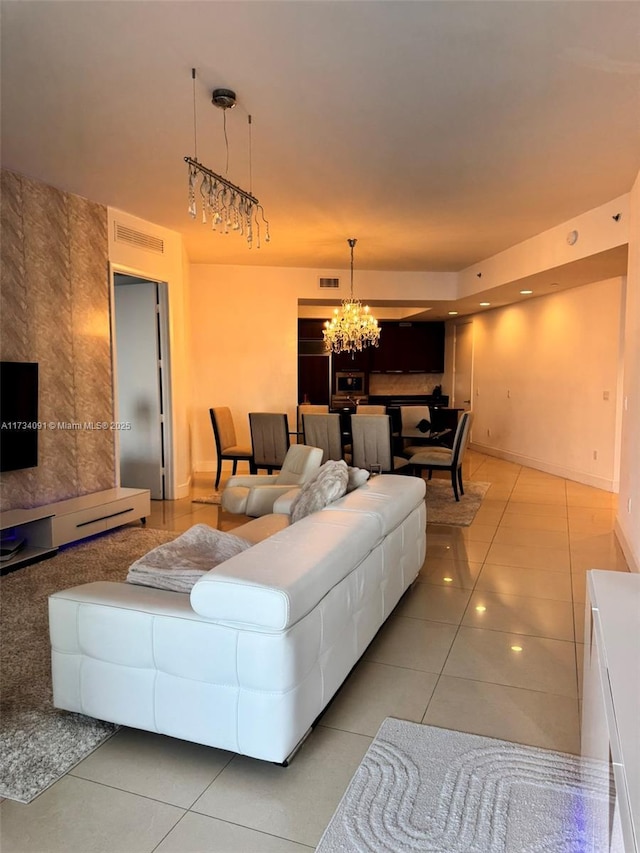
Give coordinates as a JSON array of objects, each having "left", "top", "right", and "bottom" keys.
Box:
[
  {"left": 452, "top": 321, "right": 473, "bottom": 411},
  {"left": 112, "top": 273, "right": 173, "bottom": 500}
]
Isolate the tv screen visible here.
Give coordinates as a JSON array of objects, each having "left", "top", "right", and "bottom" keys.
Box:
[{"left": 0, "top": 361, "right": 39, "bottom": 472}]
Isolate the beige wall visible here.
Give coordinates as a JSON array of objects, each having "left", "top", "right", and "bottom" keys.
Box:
[
  {"left": 188, "top": 264, "right": 458, "bottom": 472},
  {"left": 616, "top": 169, "right": 640, "bottom": 572},
  {"left": 108, "top": 209, "right": 191, "bottom": 498},
  {"left": 458, "top": 194, "right": 630, "bottom": 296},
  {"left": 466, "top": 276, "right": 624, "bottom": 490},
  {"left": 0, "top": 170, "right": 114, "bottom": 511}
]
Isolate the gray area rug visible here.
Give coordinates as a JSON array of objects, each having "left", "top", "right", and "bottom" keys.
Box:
[
  {"left": 194, "top": 482, "right": 490, "bottom": 525},
  {"left": 192, "top": 491, "right": 222, "bottom": 504},
  {"left": 317, "top": 718, "right": 613, "bottom": 853},
  {"left": 0, "top": 526, "right": 176, "bottom": 803},
  {"left": 425, "top": 479, "right": 490, "bottom": 526}
]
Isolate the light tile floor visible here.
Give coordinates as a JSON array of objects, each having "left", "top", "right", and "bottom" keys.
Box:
[{"left": 1, "top": 452, "right": 630, "bottom": 852}]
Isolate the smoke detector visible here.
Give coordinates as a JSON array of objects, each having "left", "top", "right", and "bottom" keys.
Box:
[{"left": 212, "top": 88, "right": 236, "bottom": 109}]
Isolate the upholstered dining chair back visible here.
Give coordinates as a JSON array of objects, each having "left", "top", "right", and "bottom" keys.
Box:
[
  {"left": 297, "top": 404, "right": 329, "bottom": 434},
  {"left": 302, "top": 413, "right": 343, "bottom": 465},
  {"left": 209, "top": 407, "right": 254, "bottom": 489},
  {"left": 452, "top": 409, "right": 473, "bottom": 465},
  {"left": 399, "top": 406, "right": 433, "bottom": 438},
  {"left": 249, "top": 412, "right": 291, "bottom": 473},
  {"left": 355, "top": 405, "right": 386, "bottom": 415},
  {"left": 350, "top": 414, "right": 409, "bottom": 474}
]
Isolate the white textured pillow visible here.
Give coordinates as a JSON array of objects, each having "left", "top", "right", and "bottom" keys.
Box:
[
  {"left": 290, "top": 459, "right": 349, "bottom": 523},
  {"left": 347, "top": 466, "right": 370, "bottom": 492}
]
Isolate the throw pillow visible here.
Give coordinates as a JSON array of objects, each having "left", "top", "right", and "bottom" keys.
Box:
[
  {"left": 126, "top": 523, "right": 252, "bottom": 593},
  {"left": 290, "top": 459, "right": 349, "bottom": 523},
  {"left": 346, "top": 466, "right": 370, "bottom": 492},
  {"left": 416, "top": 418, "right": 431, "bottom": 433}
]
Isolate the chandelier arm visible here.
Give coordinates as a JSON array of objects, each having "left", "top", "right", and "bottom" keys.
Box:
[{"left": 184, "top": 157, "right": 260, "bottom": 207}]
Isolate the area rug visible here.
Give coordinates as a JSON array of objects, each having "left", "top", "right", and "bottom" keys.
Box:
[
  {"left": 0, "top": 526, "right": 176, "bottom": 803},
  {"left": 192, "top": 490, "right": 222, "bottom": 505},
  {"left": 317, "top": 718, "right": 613, "bottom": 852},
  {"left": 424, "top": 480, "right": 490, "bottom": 526}
]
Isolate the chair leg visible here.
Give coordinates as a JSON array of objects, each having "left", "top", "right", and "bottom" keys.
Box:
[
  {"left": 452, "top": 468, "right": 460, "bottom": 501},
  {"left": 458, "top": 467, "right": 464, "bottom": 496},
  {"left": 215, "top": 458, "right": 222, "bottom": 490},
  {"left": 427, "top": 469, "right": 433, "bottom": 480},
  {"left": 232, "top": 459, "right": 238, "bottom": 476}
]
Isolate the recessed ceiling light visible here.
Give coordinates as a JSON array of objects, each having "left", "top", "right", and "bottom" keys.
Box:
[
  {"left": 479, "top": 302, "right": 490, "bottom": 307},
  {"left": 475, "top": 605, "right": 487, "bottom": 612},
  {"left": 448, "top": 311, "right": 458, "bottom": 315},
  {"left": 511, "top": 645, "right": 523, "bottom": 652},
  {"left": 520, "top": 290, "right": 533, "bottom": 295},
  {"left": 443, "top": 577, "right": 453, "bottom": 583}
]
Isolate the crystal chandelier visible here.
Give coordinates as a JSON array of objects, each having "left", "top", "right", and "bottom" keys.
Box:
[
  {"left": 184, "top": 70, "right": 270, "bottom": 248},
  {"left": 323, "top": 239, "right": 380, "bottom": 356}
]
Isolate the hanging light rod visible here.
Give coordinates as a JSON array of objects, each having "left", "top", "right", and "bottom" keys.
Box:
[
  {"left": 183, "top": 157, "right": 259, "bottom": 207},
  {"left": 185, "top": 68, "right": 269, "bottom": 247}
]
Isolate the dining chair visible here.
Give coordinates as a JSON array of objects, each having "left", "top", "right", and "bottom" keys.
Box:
[
  {"left": 296, "top": 404, "right": 329, "bottom": 436},
  {"left": 248, "top": 412, "right": 291, "bottom": 474},
  {"left": 302, "top": 413, "right": 343, "bottom": 464},
  {"left": 209, "top": 407, "right": 254, "bottom": 490},
  {"left": 355, "top": 404, "right": 386, "bottom": 415},
  {"left": 399, "top": 405, "right": 434, "bottom": 455},
  {"left": 408, "top": 411, "right": 473, "bottom": 501},
  {"left": 350, "top": 414, "right": 410, "bottom": 474}
]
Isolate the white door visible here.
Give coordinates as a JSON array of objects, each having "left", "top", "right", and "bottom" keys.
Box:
[
  {"left": 114, "top": 278, "right": 165, "bottom": 499},
  {"left": 453, "top": 322, "right": 473, "bottom": 411}
]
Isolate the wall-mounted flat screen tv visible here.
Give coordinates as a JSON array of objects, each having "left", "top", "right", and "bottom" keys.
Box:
[{"left": 0, "top": 361, "right": 39, "bottom": 472}]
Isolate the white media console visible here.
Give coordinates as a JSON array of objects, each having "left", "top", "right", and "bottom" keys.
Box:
[
  {"left": 0, "top": 487, "right": 151, "bottom": 570},
  {"left": 582, "top": 570, "right": 639, "bottom": 853}
]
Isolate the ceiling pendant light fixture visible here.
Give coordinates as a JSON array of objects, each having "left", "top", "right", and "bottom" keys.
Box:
[
  {"left": 323, "top": 239, "right": 380, "bottom": 356},
  {"left": 184, "top": 69, "right": 270, "bottom": 248}
]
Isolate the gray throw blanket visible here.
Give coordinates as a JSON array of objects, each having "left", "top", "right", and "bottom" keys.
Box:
[{"left": 126, "top": 523, "right": 252, "bottom": 593}]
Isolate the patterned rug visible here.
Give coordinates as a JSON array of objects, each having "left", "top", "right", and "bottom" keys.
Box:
[
  {"left": 317, "top": 718, "right": 614, "bottom": 852},
  {"left": 425, "top": 479, "right": 490, "bottom": 526},
  {"left": 192, "top": 491, "right": 222, "bottom": 505},
  {"left": 0, "top": 526, "right": 176, "bottom": 803}
]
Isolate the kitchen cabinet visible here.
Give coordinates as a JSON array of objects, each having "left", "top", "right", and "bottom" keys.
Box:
[
  {"left": 332, "top": 348, "right": 371, "bottom": 372},
  {"left": 298, "top": 320, "right": 331, "bottom": 404},
  {"left": 370, "top": 322, "right": 444, "bottom": 373}
]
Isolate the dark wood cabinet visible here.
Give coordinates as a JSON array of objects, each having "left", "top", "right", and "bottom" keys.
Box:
[
  {"left": 332, "top": 348, "right": 371, "bottom": 372},
  {"left": 298, "top": 355, "right": 330, "bottom": 404},
  {"left": 370, "top": 322, "right": 444, "bottom": 373}
]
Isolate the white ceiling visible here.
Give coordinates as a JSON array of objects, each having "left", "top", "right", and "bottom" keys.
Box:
[{"left": 2, "top": 1, "right": 639, "bottom": 308}]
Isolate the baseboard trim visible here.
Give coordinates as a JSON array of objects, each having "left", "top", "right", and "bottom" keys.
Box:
[
  {"left": 615, "top": 520, "right": 640, "bottom": 574},
  {"left": 469, "top": 442, "right": 617, "bottom": 492}
]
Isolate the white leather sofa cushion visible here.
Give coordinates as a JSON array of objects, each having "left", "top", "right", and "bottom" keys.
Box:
[
  {"left": 231, "top": 513, "right": 290, "bottom": 544},
  {"left": 190, "top": 509, "right": 381, "bottom": 631},
  {"left": 325, "top": 474, "right": 425, "bottom": 537}
]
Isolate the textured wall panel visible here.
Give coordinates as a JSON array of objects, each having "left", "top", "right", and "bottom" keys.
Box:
[
  {"left": 0, "top": 171, "right": 29, "bottom": 362},
  {"left": 24, "top": 177, "right": 77, "bottom": 504},
  {"left": 0, "top": 170, "right": 113, "bottom": 510},
  {"left": 68, "top": 193, "right": 114, "bottom": 494}
]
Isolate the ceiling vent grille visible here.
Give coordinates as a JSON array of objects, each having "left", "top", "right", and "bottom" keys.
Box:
[
  {"left": 114, "top": 222, "right": 165, "bottom": 254},
  {"left": 319, "top": 277, "right": 340, "bottom": 290}
]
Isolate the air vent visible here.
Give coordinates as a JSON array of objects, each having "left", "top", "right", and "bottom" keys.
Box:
[
  {"left": 114, "top": 222, "right": 165, "bottom": 254},
  {"left": 319, "top": 277, "right": 340, "bottom": 289}
]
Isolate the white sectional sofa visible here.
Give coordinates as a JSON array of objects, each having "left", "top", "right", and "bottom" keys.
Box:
[{"left": 48, "top": 474, "right": 426, "bottom": 764}]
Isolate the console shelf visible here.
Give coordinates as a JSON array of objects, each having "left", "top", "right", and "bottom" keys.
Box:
[{"left": 0, "top": 487, "right": 151, "bottom": 573}]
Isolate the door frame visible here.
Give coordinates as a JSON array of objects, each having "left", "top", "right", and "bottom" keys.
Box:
[{"left": 109, "top": 263, "right": 175, "bottom": 499}]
